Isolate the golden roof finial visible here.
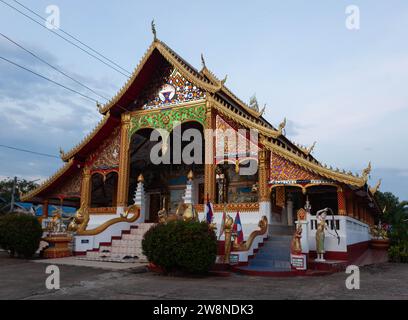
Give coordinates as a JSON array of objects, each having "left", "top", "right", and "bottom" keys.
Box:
[
  {"left": 369, "top": 178, "right": 382, "bottom": 194},
  {"left": 96, "top": 101, "right": 103, "bottom": 114},
  {"left": 278, "top": 118, "right": 287, "bottom": 135},
  {"left": 362, "top": 161, "right": 372, "bottom": 182},
  {"left": 59, "top": 147, "right": 65, "bottom": 159},
  {"left": 201, "top": 53, "right": 206, "bottom": 69},
  {"left": 151, "top": 19, "right": 157, "bottom": 41},
  {"left": 306, "top": 141, "right": 316, "bottom": 155},
  {"left": 137, "top": 173, "right": 144, "bottom": 183},
  {"left": 187, "top": 169, "right": 194, "bottom": 181}
]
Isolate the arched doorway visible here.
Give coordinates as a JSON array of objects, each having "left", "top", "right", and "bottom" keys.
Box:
[
  {"left": 128, "top": 121, "right": 204, "bottom": 221},
  {"left": 90, "top": 172, "right": 118, "bottom": 208}
]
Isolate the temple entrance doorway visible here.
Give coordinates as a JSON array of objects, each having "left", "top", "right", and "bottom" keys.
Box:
[{"left": 128, "top": 121, "right": 204, "bottom": 222}]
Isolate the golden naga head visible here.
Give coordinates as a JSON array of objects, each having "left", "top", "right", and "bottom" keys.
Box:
[
  {"left": 362, "top": 161, "right": 372, "bottom": 181},
  {"left": 369, "top": 178, "right": 382, "bottom": 195}
]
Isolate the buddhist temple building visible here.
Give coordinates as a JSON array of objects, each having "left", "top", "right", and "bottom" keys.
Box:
[{"left": 22, "top": 32, "right": 382, "bottom": 273}]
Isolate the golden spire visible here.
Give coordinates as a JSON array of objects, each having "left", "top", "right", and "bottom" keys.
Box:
[
  {"left": 151, "top": 19, "right": 157, "bottom": 41},
  {"left": 187, "top": 169, "right": 194, "bottom": 181},
  {"left": 137, "top": 173, "right": 144, "bottom": 183}
]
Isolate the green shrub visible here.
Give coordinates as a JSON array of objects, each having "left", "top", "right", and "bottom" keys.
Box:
[
  {"left": 0, "top": 213, "right": 43, "bottom": 258},
  {"left": 142, "top": 220, "right": 217, "bottom": 274},
  {"left": 389, "top": 244, "right": 408, "bottom": 263}
]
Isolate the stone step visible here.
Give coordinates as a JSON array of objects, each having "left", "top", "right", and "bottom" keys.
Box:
[
  {"left": 268, "top": 225, "right": 295, "bottom": 236},
  {"left": 79, "top": 223, "right": 155, "bottom": 264},
  {"left": 249, "top": 259, "right": 291, "bottom": 269}
]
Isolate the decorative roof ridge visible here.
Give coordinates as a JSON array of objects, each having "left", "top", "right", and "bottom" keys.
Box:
[
  {"left": 292, "top": 140, "right": 317, "bottom": 156},
  {"left": 200, "top": 65, "right": 265, "bottom": 119},
  {"left": 20, "top": 158, "right": 75, "bottom": 202},
  {"left": 100, "top": 39, "right": 228, "bottom": 114},
  {"left": 99, "top": 42, "right": 157, "bottom": 114},
  {"left": 60, "top": 111, "right": 111, "bottom": 161},
  {"left": 369, "top": 178, "right": 382, "bottom": 195},
  {"left": 210, "top": 95, "right": 281, "bottom": 138},
  {"left": 155, "top": 41, "right": 226, "bottom": 92},
  {"left": 263, "top": 136, "right": 371, "bottom": 187}
]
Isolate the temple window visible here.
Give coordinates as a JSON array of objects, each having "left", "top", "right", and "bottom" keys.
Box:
[{"left": 90, "top": 172, "right": 118, "bottom": 208}]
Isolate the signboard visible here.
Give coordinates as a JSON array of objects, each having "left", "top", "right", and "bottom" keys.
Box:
[
  {"left": 290, "top": 254, "right": 307, "bottom": 270},
  {"left": 229, "top": 254, "right": 239, "bottom": 265}
]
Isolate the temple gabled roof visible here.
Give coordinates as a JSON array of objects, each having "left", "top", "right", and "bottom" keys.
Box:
[
  {"left": 20, "top": 158, "right": 77, "bottom": 202},
  {"left": 22, "top": 36, "right": 375, "bottom": 202}
]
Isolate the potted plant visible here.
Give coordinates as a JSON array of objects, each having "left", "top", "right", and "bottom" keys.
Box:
[{"left": 370, "top": 221, "right": 390, "bottom": 250}]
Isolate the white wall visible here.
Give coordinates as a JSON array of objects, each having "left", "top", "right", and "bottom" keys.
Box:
[{"left": 307, "top": 215, "right": 370, "bottom": 253}]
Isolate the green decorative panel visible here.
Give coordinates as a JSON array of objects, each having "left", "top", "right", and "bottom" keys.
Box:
[{"left": 129, "top": 104, "right": 206, "bottom": 138}]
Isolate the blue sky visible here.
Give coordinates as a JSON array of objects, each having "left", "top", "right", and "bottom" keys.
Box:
[{"left": 0, "top": 0, "right": 407, "bottom": 200}]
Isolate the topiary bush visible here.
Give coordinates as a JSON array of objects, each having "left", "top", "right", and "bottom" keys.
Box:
[
  {"left": 0, "top": 213, "right": 43, "bottom": 258},
  {"left": 142, "top": 220, "right": 217, "bottom": 274}
]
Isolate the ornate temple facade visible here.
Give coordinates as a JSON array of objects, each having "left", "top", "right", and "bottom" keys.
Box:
[{"left": 22, "top": 36, "right": 381, "bottom": 267}]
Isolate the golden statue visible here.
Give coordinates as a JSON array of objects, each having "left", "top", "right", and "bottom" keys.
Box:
[
  {"left": 315, "top": 210, "right": 327, "bottom": 261},
  {"left": 223, "top": 214, "right": 234, "bottom": 264},
  {"left": 291, "top": 224, "right": 302, "bottom": 255}
]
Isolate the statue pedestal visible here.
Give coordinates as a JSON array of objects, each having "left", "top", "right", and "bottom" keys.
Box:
[{"left": 42, "top": 234, "right": 72, "bottom": 259}]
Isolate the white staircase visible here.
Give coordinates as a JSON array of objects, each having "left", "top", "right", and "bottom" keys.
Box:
[{"left": 78, "top": 223, "right": 155, "bottom": 263}]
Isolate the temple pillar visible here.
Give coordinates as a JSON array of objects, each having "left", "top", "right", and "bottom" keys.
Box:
[
  {"left": 80, "top": 167, "right": 92, "bottom": 209},
  {"left": 258, "top": 149, "right": 272, "bottom": 224},
  {"left": 287, "top": 198, "right": 294, "bottom": 226},
  {"left": 42, "top": 199, "right": 49, "bottom": 218},
  {"left": 204, "top": 102, "right": 216, "bottom": 202},
  {"left": 345, "top": 192, "right": 353, "bottom": 217},
  {"left": 337, "top": 187, "right": 346, "bottom": 216},
  {"left": 116, "top": 114, "right": 131, "bottom": 213}
]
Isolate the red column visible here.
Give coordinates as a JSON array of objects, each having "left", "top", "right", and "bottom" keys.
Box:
[
  {"left": 43, "top": 200, "right": 49, "bottom": 218},
  {"left": 337, "top": 187, "right": 346, "bottom": 215}
]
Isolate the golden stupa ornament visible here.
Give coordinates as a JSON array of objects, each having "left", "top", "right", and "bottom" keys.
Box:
[
  {"left": 187, "top": 169, "right": 194, "bottom": 181},
  {"left": 137, "top": 173, "right": 144, "bottom": 183}
]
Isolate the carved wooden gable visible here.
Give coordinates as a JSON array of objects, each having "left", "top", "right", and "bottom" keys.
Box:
[
  {"left": 87, "top": 126, "right": 121, "bottom": 170},
  {"left": 49, "top": 169, "right": 82, "bottom": 198},
  {"left": 134, "top": 60, "right": 206, "bottom": 110},
  {"left": 269, "top": 153, "right": 323, "bottom": 182}
]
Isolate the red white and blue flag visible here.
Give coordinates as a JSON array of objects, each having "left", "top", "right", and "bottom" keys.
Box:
[
  {"left": 205, "top": 194, "right": 214, "bottom": 224},
  {"left": 233, "top": 211, "right": 244, "bottom": 244}
]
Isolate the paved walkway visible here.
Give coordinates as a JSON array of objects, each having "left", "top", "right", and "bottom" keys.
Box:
[
  {"left": 33, "top": 256, "right": 147, "bottom": 271},
  {"left": 0, "top": 252, "right": 407, "bottom": 300}
]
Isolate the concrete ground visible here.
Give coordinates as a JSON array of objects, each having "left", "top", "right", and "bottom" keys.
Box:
[{"left": 0, "top": 251, "right": 407, "bottom": 300}]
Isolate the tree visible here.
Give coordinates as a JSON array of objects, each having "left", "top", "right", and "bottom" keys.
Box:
[
  {"left": 0, "top": 178, "right": 39, "bottom": 204},
  {"left": 374, "top": 191, "right": 400, "bottom": 223}
]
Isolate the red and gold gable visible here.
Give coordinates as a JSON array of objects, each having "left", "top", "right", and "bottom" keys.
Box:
[
  {"left": 48, "top": 169, "right": 82, "bottom": 199},
  {"left": 215, "top": 114, "right": 259, "bottom": 164},
  {"left": 136, "top": 63, "right": 206, "bottom": 110},
  {"left": 86, "top": 126, "right": 121, "bottom": 172},
  {"left": 269, "top": 153, "right": 322, "bottom": 182}
]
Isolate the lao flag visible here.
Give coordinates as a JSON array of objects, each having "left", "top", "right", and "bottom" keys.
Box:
[
  {"left": 233, "top": 212, "right": 244, "bottom": 244},
  {"left": 205, "top": 195, "right": 214, "bottom": 224}
]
